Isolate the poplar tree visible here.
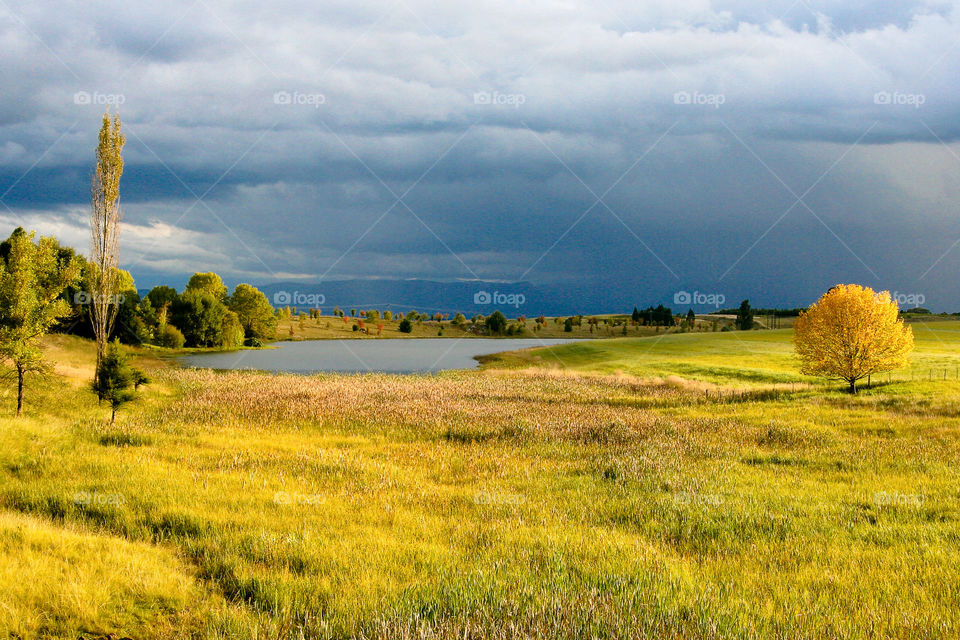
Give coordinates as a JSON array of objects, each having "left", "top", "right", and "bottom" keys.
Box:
[{"left": 90, "top": 111, "right": 125, "bottom": 371}]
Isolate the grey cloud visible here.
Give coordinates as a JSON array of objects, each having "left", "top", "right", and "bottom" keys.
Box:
[{"left": 1, "top": 0, "right": 960, "bottom": 310}]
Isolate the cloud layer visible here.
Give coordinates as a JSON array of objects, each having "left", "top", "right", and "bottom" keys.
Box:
[{"left": 1, "top": 0, "right": 959, "bottom": 310}]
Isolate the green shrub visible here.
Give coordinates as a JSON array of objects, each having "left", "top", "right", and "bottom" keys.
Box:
[
  {"left": 92, "top": 341, "right": 146, "bottom": 423},
  {"left": 155, "top": 323, "right": 186, "bottom": 349}
]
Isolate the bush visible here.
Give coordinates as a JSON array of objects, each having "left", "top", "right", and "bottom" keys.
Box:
[
  {"left": 155, "top": 323, "right": 186, "bottom": 349},
  {"left": 244, "top": 337, "right": 263, "bottom": 348},
  {"left": 398, "top": 318, "right": 413, "bottom": 333},
  {"left": 485, "top": 311, "right": 507, "bottom": 335}
]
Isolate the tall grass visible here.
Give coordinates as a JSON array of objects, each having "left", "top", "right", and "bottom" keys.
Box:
[{"left": 0, "top": 335, "right": 959, "bottom": 638}]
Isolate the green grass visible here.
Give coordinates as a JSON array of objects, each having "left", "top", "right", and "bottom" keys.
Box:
[
  {"left": 485, "top": 319, "right": 960, "bottom": 387},
  {"left": 0, "top": 330, "right": 958, "bottom": 638}
]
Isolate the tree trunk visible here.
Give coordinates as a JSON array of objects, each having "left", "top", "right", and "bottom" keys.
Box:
[
  {"left": 16, "top": 364, "right": 24, "bottom": 416},
  {"left": 848, "top": 379, "right": 857, "bottom": 393},
  {"left": 110, "top": 404, "right": 116, "bottom": 424}
]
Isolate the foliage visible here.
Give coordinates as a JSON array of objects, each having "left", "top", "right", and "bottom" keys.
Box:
[
  {"left": 186, "top": 272, "right": 228, "bottom": 300},
  {"left": 794, "top": 284, "right": 914, "bottom": 392},
  {"left": 0, "top": 228, "right": 82, "bottom": 415},
  {"left": 398, "top": 318, "right": 413, "bottom": 333},
  {"left": 227, "top": 283, "right": 276, "bottom": 340},
  {"left": 171, "top": 289, "right": 227, "bottom": 347},
  {"left": 155, "top": 323, "right": 186, "bottom": 349},
  {"left": 485, "top": 310, "right": 507, "bottom": 335},
  {"left": 91, "top": 340, "right": 144, "bottom": 423},
  {"left": 146, "top": 285, "right": 177, "bottom": 311},
  {"left": 220, "top": 311, "right": 244, "bottom": 350}
]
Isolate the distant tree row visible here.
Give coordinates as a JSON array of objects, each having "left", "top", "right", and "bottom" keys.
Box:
[{"left": 631, "top": 305, "right": 675, "bottom": 326}]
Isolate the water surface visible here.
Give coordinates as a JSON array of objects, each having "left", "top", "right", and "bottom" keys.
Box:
[{"left": 180, "top": 338, "right": 580, "bottom": 374}]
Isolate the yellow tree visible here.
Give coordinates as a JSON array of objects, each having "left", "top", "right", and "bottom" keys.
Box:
[{"left": 794, "top": 284, "right": 914, "bottom": 392}]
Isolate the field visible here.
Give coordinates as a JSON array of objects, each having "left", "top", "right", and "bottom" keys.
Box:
[{"left": 1, "top": 324, "right": 959, "bottom": 638}]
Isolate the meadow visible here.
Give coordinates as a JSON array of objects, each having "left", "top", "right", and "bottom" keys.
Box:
[{"left": 1, "top": 323, "right": 959, "bottom": 639}]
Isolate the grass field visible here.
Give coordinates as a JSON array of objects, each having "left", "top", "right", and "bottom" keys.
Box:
[
  {"left": 1, "top": 325, "right": 959, "bottom": 638},
  {"left": 485, "top": 319, "right": 960, "bottom": 386}
]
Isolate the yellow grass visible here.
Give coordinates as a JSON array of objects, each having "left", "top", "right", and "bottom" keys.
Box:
[{"left": 0, "top": 331, "right": 958, "bottom": 638}]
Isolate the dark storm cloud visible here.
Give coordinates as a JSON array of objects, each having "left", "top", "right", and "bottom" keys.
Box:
[{"left": 1, "top": 0, "right": 960, "bottom": 310}]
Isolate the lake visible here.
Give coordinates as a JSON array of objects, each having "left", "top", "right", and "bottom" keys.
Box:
[{"left": 179, "top": 338, "right": 581, "bottom": 374}]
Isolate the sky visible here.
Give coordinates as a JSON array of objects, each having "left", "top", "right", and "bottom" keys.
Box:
[{"left": 0, "top": 0, "right": 959, "bottom": 312}]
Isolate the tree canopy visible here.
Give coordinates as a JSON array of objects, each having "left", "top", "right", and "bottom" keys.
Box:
[
  {"left": 794, "top": 284, "right": 914, "bottom": 392},
  {"left": 186, "top": 272, "right": 228, "bottom": 300},
  {"left": 227, "top": 283, "right": 276, "bottom": 340},
  {"left": 171, "top": 288, "right": 227, "bottom": 347},
  {"left": 0, "top": 228, "right": 82, "bottom": 415}
]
